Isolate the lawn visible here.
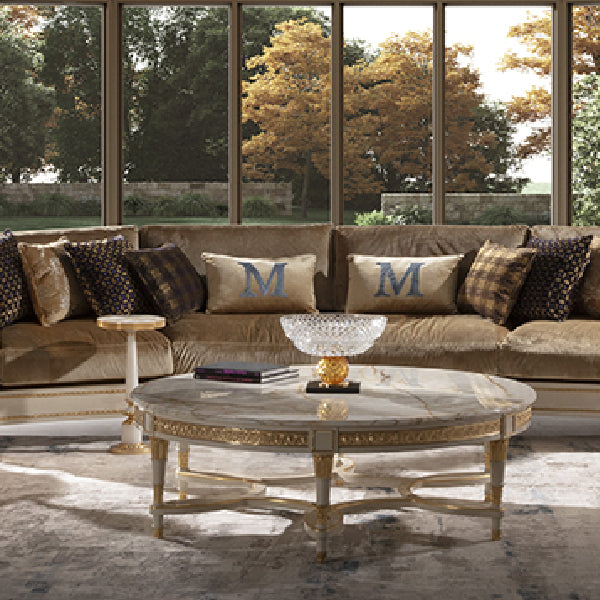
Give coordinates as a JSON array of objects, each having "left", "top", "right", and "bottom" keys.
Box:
[{"left": 3, "top": 209, "right": 359, "bottom": 231}]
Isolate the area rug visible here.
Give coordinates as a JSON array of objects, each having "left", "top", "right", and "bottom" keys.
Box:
[{"left": 0, "top": 428, "right": 599, "bottom": 600}]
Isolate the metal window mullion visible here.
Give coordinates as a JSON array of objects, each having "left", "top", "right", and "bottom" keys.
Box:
[
  {"left": 432, "top": 1, "right": 445, "bottom": 224},
  {"left": 331, "top": 2, "right": 344, "bottom": 225},
  {"left": 229, "top": 0, "right": 242, "bottom": 224},
  {"left": 552, "top": 0, "right": 572, "bottom": 225},
  {"left": 102, "top": 0, "right": 123, "bottom": 226}
]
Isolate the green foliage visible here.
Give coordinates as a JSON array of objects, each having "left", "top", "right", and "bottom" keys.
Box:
[
  {"left": 0, "top": 193, "right": 100, "bottom": 216},
  {"left": 473, "top": 205, "right": 530, "bottom": 226},
  {"left": 392, "top": 204, "right": 433, "bottom": 225},
  {"left": 0, "top": 13, "right": 55, "bottom": 183},
  {"left": 124, "top": 192, "right": 223, "bottom": 217},
  {"left": 242, "top": 195, "right": 277, "bottom": 218},
  {"left": 354, "top": 210, "right": 397, "bottom": 226},
  {"left": 574, "top": 190, "right": 600, "bottom": 226}
]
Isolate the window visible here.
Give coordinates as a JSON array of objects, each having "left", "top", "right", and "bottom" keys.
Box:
[{"left": 0, "top": 5, "right": 102, "bottom": 230}]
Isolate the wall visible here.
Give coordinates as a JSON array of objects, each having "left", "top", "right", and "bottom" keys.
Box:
[
  {"left": 381, "top": 193, "right": 551, "bottom": 224},
  {"left": 0, "top": 181, "right": 293, "bottom": 215}
]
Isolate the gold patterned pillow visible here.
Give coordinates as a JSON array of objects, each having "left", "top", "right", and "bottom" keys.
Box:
[
  {"left": 346, "top": 254, "right": 463, "bottom": 314},
  {"left": 202, "top": 253, "right": 317, "bottom": 314},
  {"left": 458, "top": 240, "right": 536, "bottom": 325},
  {"left": 18, "top": 239, "right": 90, "bottom": 327}
]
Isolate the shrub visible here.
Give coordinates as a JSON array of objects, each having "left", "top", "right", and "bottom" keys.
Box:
[
  {"left": 474, "top": 205, "right": 529, "bottom": 225},
  {"left": 242, "top": 195, "right": 277, "bottom": 218},
  {"left": 177, "top": 192, "right": 220, "bottom": 217},
  {"left": 354, "top": 210, "right": 396, "bottom": 226},
  {"left": 392, "top": 204, "right": 433, "bottom": 225},
  {"left": 124, "top": 194, "right": 151, "bottom": 216}
]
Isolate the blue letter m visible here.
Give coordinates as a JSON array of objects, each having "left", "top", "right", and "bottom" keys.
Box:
[
  {"left": 374, "top": 262, "right": 424, "bottom": 297},
  {"left": 238, "top": 262, "right": 288, "bottom": 297}
]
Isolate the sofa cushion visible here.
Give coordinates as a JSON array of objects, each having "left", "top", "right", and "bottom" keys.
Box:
[
  {"left": 162, "top": 312, "right": 507, "bottom": 376},
  {"left": 498, "top": 318, "right": 600, "bottom": 380},
  {"left": 202, "top": 253, "right": 317, "bottom": 314},
  {"left": 18, "top": 239, "right": 90, "bottom": 327},
  {"left": 511, "top": 235, "right": 592, "bottom": 322},
  {"left": 12, "top": 225, "right": 139, "bottom": 248},
  {"left": 138, "top": 224, "right": 334, "bottom": 310},
  {"left": 64, "top": 235, "right": 137, "bottom": 317},
  {"left": 0, "top": 319, "right": 173, "bottom": 387},
  {"left": 531, "top": 225, "right": 600, "bottom": 317},
  {"left": 458, "top": 241, "right": 536, "bottom": 325},
  {"left": 346, "top": 254, "right": 462, "bottom": 314},
  {"left": 333, "top": 225, "right": 529, "bottom": 310},
  {"left": 161, "top": 313, "right": 313, "bottom": 374},
  {"left": 0, "top": 230, "right": 33, "bottom": 328},
  {"left": 126, "top": 243, "right": 205, "bottom": 323}
]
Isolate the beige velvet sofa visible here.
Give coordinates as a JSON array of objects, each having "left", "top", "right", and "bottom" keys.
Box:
[{"left": 2, "top": 222, "right": 600, "bottom": 421}]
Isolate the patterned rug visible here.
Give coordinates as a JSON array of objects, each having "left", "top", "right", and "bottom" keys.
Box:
[{"left": 0, "top": 420, "right": 599, "bottom": 600}]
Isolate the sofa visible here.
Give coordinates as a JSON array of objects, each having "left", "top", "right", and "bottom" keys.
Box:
[{"left": 2, "top": 222, "right": 600, "bottom": 421}]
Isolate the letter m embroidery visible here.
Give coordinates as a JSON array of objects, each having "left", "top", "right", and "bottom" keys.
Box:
[
  {"left": 238, "top": 262, "right": 288, "bottom": 297},
  {"left": 374, "top": 262, "right": 424, "bottom": 297}
]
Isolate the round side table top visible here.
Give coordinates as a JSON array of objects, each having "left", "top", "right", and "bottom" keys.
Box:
[{"left": 97, "top": 314, "right": 166, "bottom": 331}]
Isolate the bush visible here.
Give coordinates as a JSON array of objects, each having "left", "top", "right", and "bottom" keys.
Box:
[
  {"left": 392, "top": 204, "right": 433, "bottom": 225},
  {"left": 474, "top": 205, "right": 529, "bottom": 225},
  {"left": 354, "top": 210, "right": 396, "bottom": 226},
  {"left": 177, "top": 192, "right": 220, "bottom": 217},
  {"left": 242, "top": 195, "right": 277, "bottom": 218},
  {"left": 124, "top": 194, "right": 152, "bottom": 216},
  {"left": 574, "top": 191, "right": 600, "bottom": 225}
]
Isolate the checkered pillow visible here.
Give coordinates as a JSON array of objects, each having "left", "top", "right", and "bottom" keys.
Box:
[
  {"left": 64, "top": 235, "right": 137, "bottom": 316},
  {"left": 0, "top": 230, "right": 33, "bottom": 327},
  {"left": 125, "top": 243, "right": 205, "bottom": 323},
  {"left": 458, "top": 240, "right": 536, "bottom": 325},
  {"left": 512, "top": 235, "right": 593, "bottom": 322}
]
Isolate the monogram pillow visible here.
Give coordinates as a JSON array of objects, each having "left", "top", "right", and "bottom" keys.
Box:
[
  {"left": 202, "top": 253, "right": 317, "bottom": 314},
  {"left": 345, "top": 254, "right": 463, "bottom": 314}
]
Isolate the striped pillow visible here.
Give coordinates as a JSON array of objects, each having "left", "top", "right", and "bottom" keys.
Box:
[{"left": 458, "top": 240, "right": 536, "bottom": 325}]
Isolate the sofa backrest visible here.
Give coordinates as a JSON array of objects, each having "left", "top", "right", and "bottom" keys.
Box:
[
  {"left": 332, "top": 225, "right": 529, "bottom": 310},
  {"left": 139, "top": 224, "right": 335, "bottom": 311},
  {"left": 11, "top": 225, "right": 139, "bottom": 249}
]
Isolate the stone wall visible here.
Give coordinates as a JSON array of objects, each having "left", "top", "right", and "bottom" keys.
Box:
[
  {"left": 381, "top": 192, "right": 551, "bottom": 224},
  {"left": 0, "top": 181, "right": 293, "bottom": 215}
]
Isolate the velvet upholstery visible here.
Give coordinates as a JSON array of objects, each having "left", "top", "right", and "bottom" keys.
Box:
[
  {"left": 139, "top": 224, "right": 334, "bottom": 311},
  {"left": 333, "top": 225, "right": 529, "bottom": 310},
  {"left": 0, "top": 319, "right": 173, "bottom": 387}
]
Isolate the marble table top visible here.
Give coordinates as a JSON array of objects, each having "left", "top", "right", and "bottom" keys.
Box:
[
  {"left": 132, "top": 365, "right": 536, "bottom": 432},
  {"left": 97, "top": 314, "right": 166, "bottom": 331}
]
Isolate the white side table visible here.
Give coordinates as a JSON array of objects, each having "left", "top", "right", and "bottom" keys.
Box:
[{"left": 97, "top": 314, "right": 166, "bottom": 454}]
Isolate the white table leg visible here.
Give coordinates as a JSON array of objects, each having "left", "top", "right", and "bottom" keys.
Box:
[
  {"left": 178, "top": 442, "right": 190, "bottom": 500},
  {"left": 313, "top": 453, "right": 333, "bottom": 563},
  {"left": 110, "top": 330, "right": 149, "bottom": 453}
]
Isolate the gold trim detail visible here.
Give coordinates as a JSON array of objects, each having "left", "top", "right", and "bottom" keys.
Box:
[
  {"left": 313, "top": 454, "right": 334, "bottom": 479},
  {"left": 338, "top": 419, "right": 501, "bottom": 448},
  {"left": 514, "top": 408, "right": 532, "bottom": 430},
  {"left": 533, "top": 407, "right": 600, "bottom": 414},
  {"left": 178, "top": 450, "right": 190, "bottom": 470},
  {"left": 109, "top": 442, "right": 150, "bottom": 455},
  {"left": 0, "top": 408, "right": 122, "bottom": 422},
  {"left": 97, "top": 316, "right": 166, "bottom": 331},
  {"left": 489, "top": 439, "right": 509, "bottom": 462},
  {"left": 151, "top": 438, "right": 169, "bottom": 460},
  {"left": 153, "top": 417, "right": 310, "bottom": 448},
  {"left": 0, "top": 388, "right": 125, "bottom": 399}
]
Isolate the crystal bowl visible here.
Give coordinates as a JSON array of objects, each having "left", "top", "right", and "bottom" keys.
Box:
[{"left": 280, "top": 313, "right": 387, "bottom": 357}]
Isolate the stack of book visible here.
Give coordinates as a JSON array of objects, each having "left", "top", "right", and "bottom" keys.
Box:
[{"left": 194, "top": 361, "right": 299, "bottom": 384}]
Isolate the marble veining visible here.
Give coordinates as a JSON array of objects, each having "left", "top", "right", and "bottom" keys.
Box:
[{"left": 132, "top": 365, "right": 535, "bottom": 431}]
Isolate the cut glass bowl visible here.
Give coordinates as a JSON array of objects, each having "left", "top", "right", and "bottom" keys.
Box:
[{"left": 280, "top": 313, "right": 387, "bottom": 357}]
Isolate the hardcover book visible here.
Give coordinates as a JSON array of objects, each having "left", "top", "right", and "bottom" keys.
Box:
[{"left": 194, "top": 361, "right": 298, "bottom": 383}]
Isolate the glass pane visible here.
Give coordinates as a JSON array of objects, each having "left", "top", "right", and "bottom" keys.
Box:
[
  {"left": 0, "top": 5, "right": 102, "bottom": 230},
  {"left": 123, "top": 6, "right": 229, "bottom": 225},
  {"left": 572, "top": 6, "right": 600, "bottom": 225},
  {"left": 344, "top": 6, "right": 433, "bottom": 225},
  {"left": 242, "top": 6, "right": 331, "bottom": 223},
  {"left": 445, "top": 6, "right": 551, "bottom": 225}
]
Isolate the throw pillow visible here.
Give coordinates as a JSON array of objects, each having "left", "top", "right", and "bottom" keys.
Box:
[
  {"left": 0, "top": 230, "right": 33, "bottom": 327},
  {"left": 202, "top": 252, "right": 317, "bottom": 314},
  {"left": 511, "top": 235, "right": 593, "bottom": 322},
  {"left": 126, "top": 243, "right": 205, "bottom": 323},
  {"left": 18, "top": 239, "right": 90, "bottom": 327},
  {"left": 64, "top": 235, "right": 137, "bottom": 316},
  {"left": 345, "top": 254, "right": 463, "bottom": 314},
  {"left": 457, "top": 241, "right": 536, "bottom": 326},
  {"left": 577, "top": 236, "right": 600, "bottom": 317}
]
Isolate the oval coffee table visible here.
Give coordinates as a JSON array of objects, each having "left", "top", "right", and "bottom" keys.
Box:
[{"left": 132, "top": 365, "right": 535, "bottom": 563}]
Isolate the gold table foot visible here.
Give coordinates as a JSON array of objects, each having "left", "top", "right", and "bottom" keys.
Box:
[
  {"left": 316, "top": 551, "right": 327, "bottom": 564},
  {"left": 109, "top": 442, "right": 151, "bottom": 455}
]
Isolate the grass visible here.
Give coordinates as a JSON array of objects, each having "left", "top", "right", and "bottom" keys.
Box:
[{"left": 3, "top": 208, "right": 360, "bottom": 231}]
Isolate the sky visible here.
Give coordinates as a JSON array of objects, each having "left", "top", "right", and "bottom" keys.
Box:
[{"left": 343, "top": 5, "right": 552, "bottom": 184}]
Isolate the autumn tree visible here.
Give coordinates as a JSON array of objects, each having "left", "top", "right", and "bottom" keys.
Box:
[{"left": 243, "top": 21, "right": 521, "bottom": 213}]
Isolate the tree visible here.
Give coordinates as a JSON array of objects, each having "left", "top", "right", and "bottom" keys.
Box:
[
  {"left": 0, "top": 12, "right": 54, "bottom": 183},
  {"left": 40, "top": 6, "right": 101, "bottom": 182},
  {"left": 243, "top": 22, "right": 522, "bottom": 213}
]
